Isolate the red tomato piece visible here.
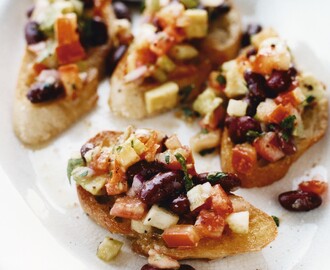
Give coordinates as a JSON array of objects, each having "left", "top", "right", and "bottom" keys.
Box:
[
  {"left": 232, "top": 143, "right": 257, "bottom": 173},
  {"left": 110, "top": 196, "right": 147, "bottom": 220},
  {"left": 106, "top": 160, "right": 127, "bottom": 195},
  {"left": 268, "top": 104, "right": 292, "bottom": 124},
  {"left": 253, "top": 132, "right": 285, "bottom": 162},
  {"left": 56, "top": 41, "right": 86, "bottom": 65},
  {"left": 298, "top": 180, "right": 328, "bottom": 195},
  {"left": 162, "top": 225, "right": 200, "bottom": 248},
  {"left": 33, "top": 62, "right": 47, "bottom": 75},
  {"left": 195, "top": 210, "right": 225, "bottom": 238},
  {"left": 210, "top": 185, "right": 233, "bottom": 216},
  {"left": 275, "top": 90, "right": 301, "bottom": 107}
]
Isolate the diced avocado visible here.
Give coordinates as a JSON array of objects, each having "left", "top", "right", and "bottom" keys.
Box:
[
  {"left": 298, "top": 73, "right": 325, "bottom": 101},
  {"left": 116, "top": 143, "right": 141, "bottom": 169},
  {"left": 151, "top": 67, "right": 168, "bottom": 83},
  {"left": 222, "top": 60, "right": 248, "bottom": 98},
  {"left": 97, "top": 237, "right": 123, "bottom": 262},
  {"left": 169, "top": 44, "right": 198, "bottom": 60},
  {"left": 145, "top": 82, "right": 179, "bottom": 114},
  {"left": 156, "top": 55, "right": 176, "bottom": 73},
  {"left": 227, "top": 99, "right": 248, "bottom": 117},
  {"left": 143, "top": 205, "right": 179, "bottom": 230},
  {"left": 193, "top": 88, "right": 223, "bottom": 116},
  {"left": 183, "top": 9, "right": 208, "bottom": 39},
  {"left": 131, "top": 220, "right": 152, "bottom": 234}
]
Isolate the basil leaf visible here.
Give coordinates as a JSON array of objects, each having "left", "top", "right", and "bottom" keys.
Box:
[
  {"left": 272, "top": 215, "right": 280, "bottom": 227},
  {"left": 67, "top": 158, "right": 84, "bottom": 184},
  {"left": 206, "top": 172, "right": 228, "bottom": 184},
  {"left": 280, "top": 115, "right": 296, "bottom": 131},
  {"left": 174, "top": 153, "right": 194, "bottom": 191},
  {"left": 246, "top": 130, "right": 261, "bottom": 142},
  {"left": 179, "top": 85, "right": 195, "bottom": 103}
]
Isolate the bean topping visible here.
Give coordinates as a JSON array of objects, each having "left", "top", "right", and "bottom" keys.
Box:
[
  {"left": 80, "top": 17, "right": 108, "bottom": 47},
  {"left": 278, "top": 190, "right": 322, "bottom": 211},
  {"left": 266, "top": 69, "right": 292, "bottom": 93},
  {"left": 241, "top": 24, "right": 262, "bottom": 47},
  {"left": 25, "top": 21, "right": 46, "bottom": 45},
  {"left": 113, "top": 1, "right": 131, "bottom": 21},
  {"left": 27, "top": 82, "right": 64, "bottom": 103},
  {"left": 26, "top": 5, "right": 35, "bottom": 18},
  {"left": 169, "top": 194, "right": 190, "bottom": 215}
]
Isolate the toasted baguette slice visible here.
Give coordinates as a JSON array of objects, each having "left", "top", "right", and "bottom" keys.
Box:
[
  {"left": 109, "top": 2, "right": 241, "bottom": 119},
  {"left": 13, "top": 4, "right": 116, "bottom": 146},
  {"left": 221, "top": 98, "right": 328, "bottom": 187},
  {"left": 74, "top": 129, "right": 277, "bottom": 261}
]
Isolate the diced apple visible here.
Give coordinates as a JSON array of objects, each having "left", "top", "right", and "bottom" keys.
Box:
[
  {"left": 253, "top": 132, "right": 285, "bottom": 162},
  {"left": 131, "top": 220, "right": 152, "bottom": 234},
  {"left": 275, "top": 87, "right": 306, "bottom": 107},
  {"left": 227, "top": 99, "right": 248, "bottom": 117},
  {"left": 226, "top": 211, "right": 249, "bottom": 234},
  {"left": 58, "top": 64, "right": 82, "bottom": 99},
  {"left": 148, "top": 249, "right": 180, "bottom": 270},
  {"left": 115, "top": 143, "right": 141, "bottom": 169},
  {"left": 162, "top": 225, "right": 200, "bottom": 247},
  {"left": 169, "top": 44, "right": 199, "bottom": 60},
  {"left": 251, "top": 28, "right": 278, "bottom": 48},
  {"left": 143, "top": 205, "right": 179, "bottom": 230},
  {"left": 232, "top": 143, "right": 257, "bottom": 173},
  {"left": 110, "top": 196, "right": 147, "bottom": 220},
  {"left": 190, "top": 129, "right": 221, "bottom": 153},
  {"left": 298, "top": 73, "right": 326, "bottom": 101},
  {"left": 255, "top": 98, "right": 277, "bottom": 122},
  {"left": 165, "top": 135, "right": 182, "bottom": 150},
  {"left": 187, "top": 182, "right": 212, "bottom": 211},
  {"left": 183, "top": 9, "right": 208, "bottom": 38},
  {"left": 193, "top": 88, "right": 223, "bottom": 116},
  {"left": 97, "top": 237, "right": 123, "bottom": 262},
  {"left": 222, "top": 60, "right": 248, "bottom": 98}
]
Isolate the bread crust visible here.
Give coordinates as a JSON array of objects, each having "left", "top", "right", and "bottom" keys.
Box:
[
  {"left": 75, "top": 130, "right": 277, "bottom": 260},
  {"left": 109, "top": 4, "right": 241, "bottom": 119},
  {"left": 221, "top": 98, "right": 329, "bottom": 188},
  {"left": 13, "top": 5, "right": 116, "bottom": 146}
]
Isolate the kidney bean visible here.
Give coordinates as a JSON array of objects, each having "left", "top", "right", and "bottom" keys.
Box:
[
  {"left": 106, "top": 45, "right": 128, "bottom": 75},
  {"left": 126, "top": 160, "right": 167, "bottom": 185},
  {"left": 225, "top": 116, "right": 262, "bottom": 144},
  {"left": 80, "top": 17, "right": 108, "bottom": 47},
  {"left": 246, "top": 48, "right": 258, "bottom": 58},
  {"left": 25, "top": 21, "right": 46, "bottom": 45},
  {"left": 113, "top": 1, "right": 131, "bottom": 21},
  {"left": 80, "top": 142, "right": 94, "bottom": 160},
  {"left": 278, "top": 190, "right": 322, "bottom": 211},
  {"left": 266, "top": 70, "right": 292, "bottom": 93},
  {"left": 139, "top": 171, "right": 184, "bottom": 205},
  {"left": 241, "top": 24, "right": 262, "bottom": 47},
  {"left": 26, "top": 5, "right": 35, "bottom": 18},
  {"left": 278, "top": 134, "right": 297, "bottom": 155},
  {"left": 169, "top": 194, "right": 190, "bottom": 215},
  {"left": 82, "top": 0, "right": 94, "bottom": 9},
  {"left": 26, "top": 82, "right": 64, "bottom": 103},
  {"left": 140, "top": 264, "right": 195, "bottom": 270},
  {"left": 192, "top": 172, "right": 241, "bottom": 193}
]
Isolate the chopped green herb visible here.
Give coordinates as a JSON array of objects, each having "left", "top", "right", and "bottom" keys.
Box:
[
  {"left": 165, "top": 153, "right": 170, "bottom": 164},
  {"left": 199, "top": 148, "right": 215, "bottom": 156},
  {"left": 280, "top": 115, "right": 296, "bottom": 130},
  {"left": 109, "top": 171, "right": 113, "bottom": 178},
  {"left": 182, "top": 107, "right": 197, "bottom": 118},
  {"left": 216, "top": 74, "right": 226, "bottom": 85},
  {"left": 174, "top": 153, "right": 194, "bottom": 191},
  {"left": 80, "top": 170, "right": 88, "bottom": 178},
  {"left": 201, "top": 128, "right": 209, "bottom": 134},
  {"left": 140, "top": 0, "right": 146, "bottom": 12},
  {"left": 280, "top": 132, "right": 289, "bottom": 142},
  {"left": 272, "top": 216, "right": 280, "bottom": 227},
  {"left": 116, "top": 146, "right": 123, "bottom": 152},
  {"left": 246, "top": 130, "right": 261, "bottom": 142},
  {"left": 179, "top": 85, "right": 195, "bottom": 103},
  {"left": 67, "top": 158, "right": 84, "bottom": 184},
  {"left": 306, "top": 95, "right": 315, "bottom": 104},
  {"left": 180, "top": 0, "right": 198, "bottom": 9},
  {"left": 207, "top": 172, "right": 228, "bottom": 184},
  {"left": 131, "top": 140, "right": 134, "bottom": 148}
]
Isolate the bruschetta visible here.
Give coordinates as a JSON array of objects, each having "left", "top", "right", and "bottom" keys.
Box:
[
  {"left": 13, "top": 0, "right": 118, "bottom": 146},
  {"left": 109, "top": 0, "right": 241, "bottom": 119},
  {"left": 68, "top": 127, "right": 277, "bottom": 265},
  {"left": 192, "top": 27, "right": 328, "bottom": 187}
]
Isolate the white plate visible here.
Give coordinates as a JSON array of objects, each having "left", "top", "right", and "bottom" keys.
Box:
[{"left": 1, "top": 0, "right": 330, "bottom": 269}]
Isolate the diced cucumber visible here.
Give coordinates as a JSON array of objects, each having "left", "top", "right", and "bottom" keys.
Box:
[
  {"left": 156, "top": 55, "right": 176, "bottom": 73},
  {"left": 193, "top": 88, "right": 223, "bottom": 116},
  {"left": 169, "top": 44, "right": 198, "bottom": 60},
  {"left": 97, "top": 237, "right": 123, "bottom": 262},
  {"left": 143, "top": 205, "right": 179, "bottom": 230}
]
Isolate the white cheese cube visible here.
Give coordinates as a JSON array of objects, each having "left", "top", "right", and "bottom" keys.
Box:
[
  {"left": 226, "top": 211, "right": 250, "bottom": 234},
  {"left": 143, "top": 205, "right": 179, "bottom": 230},
  {"left": 131, "top": 220, "right": 152, "bottom": 234},
  {"left": 227, "top": 99, "right": 248, "bottom": 117},
  {"left": 145, "top": 82, "right": 179, "bottom": 114},
  {"left": 187, "top": 182, "right": 212, "bottom": 211}
]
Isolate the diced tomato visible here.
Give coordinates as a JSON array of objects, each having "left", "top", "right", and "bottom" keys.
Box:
[
  {"left": 298, "top": 180, "right": 328, "bottom": 195},
  {"left": 169, "top": 64, "right": 198, "bottom": 79},
  {"left": 275, "top": 88, "right": 305, "bottom": 107},
  {"left": 150, "top": 32, "right": 176, "bottom": 56},
  {"left": 210, "top": 185, "right": 233, "bottom": 216},
  {"left": 200, "top": 105, "right": 226, "bottom": 130},
  {"left": 56, "top": 41, "right": 86, "bottom": 65},
  {"left": 33, "top": 62, "right": 47, "bottom": 75},
  {"left": 232, "top": 143, "right": 257, "bottom": 173},
  {"left": 58, "top": 64, "right": 82, "bottom": 99},
  {"left": 162, "top": 225, "right": 200, "bottom": 248},
  {"left": 253, "top": 132, "right": 285, "bottom": 162},
  {"left": 164, "top": 26, "right": 186, "bottom": 43},
  {"left": 267, "top": 104, "right": 292, "bottom": 124},
  {"left": 135, "top": 47, "right": 157, "bottom": 67},
  {"left": 106, "top": 160, "right": 127, "bottom": 195},
  {"left": 195, "top": 210, "right": 225, "bottom": 238},
  {"left": 89, "top": 149, "right": 110, "bottom": 174},
  {"left": 110, "top": 196, "right": 147, "bottom": 220},
  {"left": 142, "top": 131, "right": 160, "bottom": 162}
]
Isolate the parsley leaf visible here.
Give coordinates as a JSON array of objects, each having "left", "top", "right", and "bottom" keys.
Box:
[
  {"left": 207, "top": 172, "right": 228, "bottom": 184},
  {"left": 246, "top": 130, "right": 261, "bottom": 142},
  {"left": 201, "top": 128, "right": 209, "bottom": 134},
  {"left": 179, "top": 85, "right": 195, "bottom": 103},
  {"left": 216, "top": 74, "right": 226, "bottom": 85},
  {"left": 165, "top": 153, "right": 170, "bottom": 164},
  {"left": 272, "top": 216, "right": 280, "bottom": 227},
  {"left": 280, "top": 115, "right": 296, "bottom": 130},
  {"left": 174, "top": 153, "right": 194, "bottom": 191},
  {"left": 306, "top": 95, "right": 315, "bottom": 104}
]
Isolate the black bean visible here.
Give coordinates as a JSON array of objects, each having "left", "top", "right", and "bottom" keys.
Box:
[
  {"left": 169, "top": 194, "right": 190, "bottom": 215},
  {"left": 113, "top": 1, "right": 131, "bottom": 21},
  {"left": 241, "top": 24, "right": 262, "bottom": 47},
  {"left": 26, "top": 82, "right": 64, "bottom": 103},
  {"left": 25, "top": 21, "right": 46, "bottom": 45},
  {"left": 80, "top": 17, "right": 108, "bottom": 47},
  {"left": 139, "top": 171, "right": 184, "bottom": 205},
  {"left": 278, "top": 190, "right": 322, "bottom": 211}
]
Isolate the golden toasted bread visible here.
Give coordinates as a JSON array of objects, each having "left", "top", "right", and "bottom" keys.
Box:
[
  {"left": 73, "top": 129, "right": 277, "bottom": 261},
  {"left": 221, "top": 98, "right": 328, "bottom": 188},
  {"left": 13, "top": 3, "right": 115, "bottom": 146},
  {"left": 109, "top": 1, "right": 241, "bottom": 119}
]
